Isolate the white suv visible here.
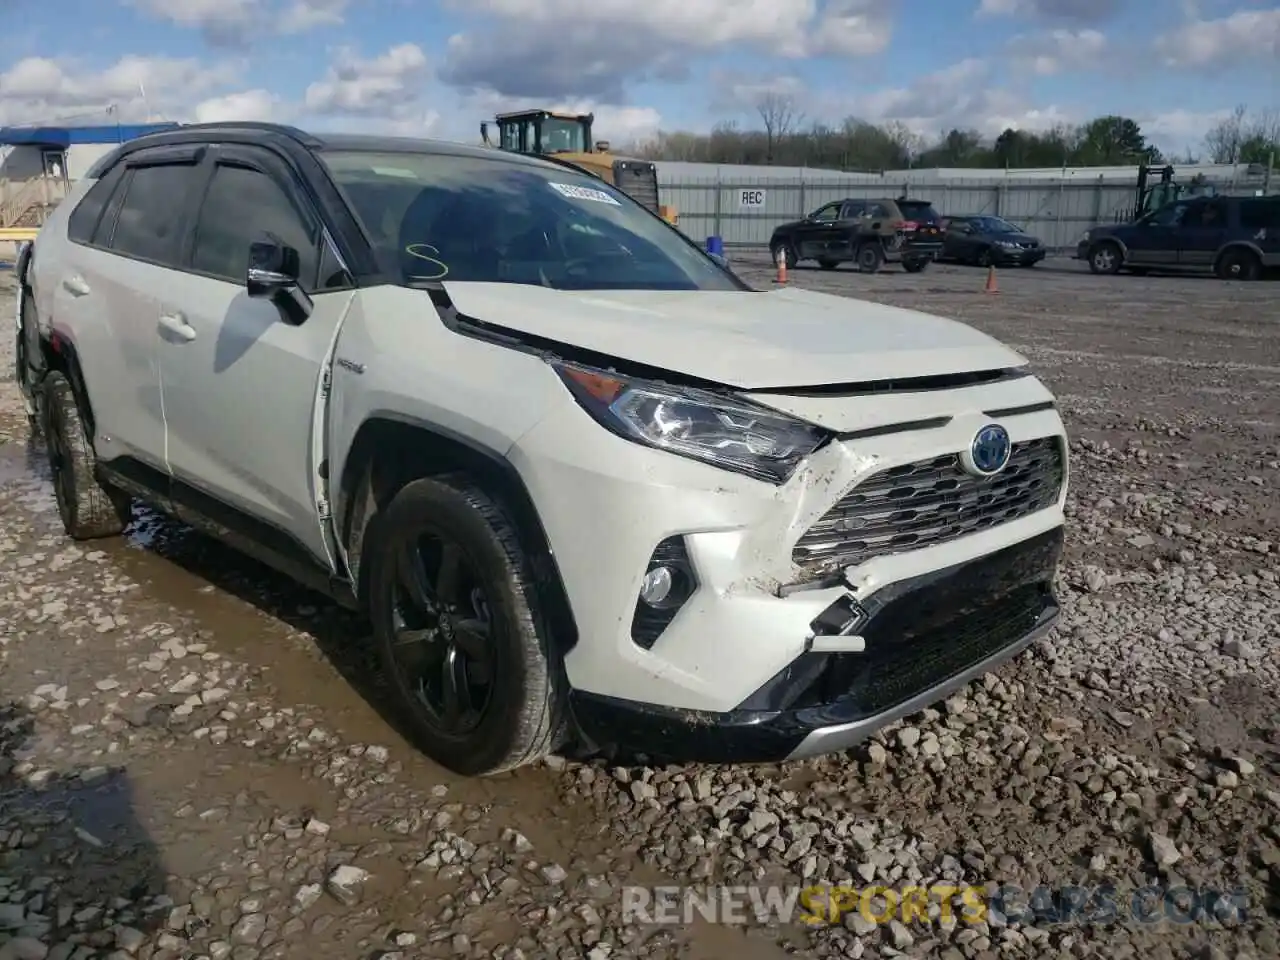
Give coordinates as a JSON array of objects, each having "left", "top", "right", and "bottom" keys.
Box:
[{"left": 13, "top": 123, "right": 1069, "bottom": 776}]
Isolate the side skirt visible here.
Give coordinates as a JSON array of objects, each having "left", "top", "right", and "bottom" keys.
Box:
[{"left": 98, "top": 457, "right": 360, "bottom": 610}]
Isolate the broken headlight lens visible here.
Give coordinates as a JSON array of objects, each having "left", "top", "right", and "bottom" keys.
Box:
[{"left": 553, "top": 362, "right": 829, "bottom": 483}]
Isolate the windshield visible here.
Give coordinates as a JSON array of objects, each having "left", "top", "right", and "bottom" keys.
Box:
[
  {"left": 970, "top": 216, "right": 1021, "bottom": 233},
  {"left": 540, "top": 118, "right": 588, "bottom": 154},
  {"left": 321, "top": 151, "right": 742, "bottom": 292},
  {"left": 897, "top": 201, "right": 940, "bottom": 222}
]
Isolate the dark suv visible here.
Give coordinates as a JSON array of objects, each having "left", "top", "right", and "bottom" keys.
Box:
[
  {"left": 770, "top": 197, "right": 944, "bottom": 273},
  {"left": 1077, "top": 195, "right": 1279, "bottom": 280}
]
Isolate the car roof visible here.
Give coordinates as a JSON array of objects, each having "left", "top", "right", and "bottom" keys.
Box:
[{"left": 85, "top": 121, "right": 571, "bottom": 179}]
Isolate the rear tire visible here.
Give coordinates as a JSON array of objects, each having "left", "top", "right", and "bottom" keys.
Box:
[
  {"left": 1216, "top": 248, "right": 1261, "bottom": 281},
  {"left": 17, "top": 289, "right": 43, "bottom": 436},
  {"left": 366, "top": 474, "right": 566, "bottom": 776},
  {"left": 856, "top": 243, "right": 885, "bottom": 274},
  {"left": 41, "top": 372, "right": 131, "bottom": 540}
]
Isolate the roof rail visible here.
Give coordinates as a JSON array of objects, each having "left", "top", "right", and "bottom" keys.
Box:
[{"left": 167, "top": 121, "right": 323, "bottom": 148}]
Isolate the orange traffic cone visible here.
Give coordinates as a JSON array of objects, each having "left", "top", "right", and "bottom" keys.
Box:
[
  {"left": 773, "top": 249, "right": 788, "bottom": 284},
  {"left": 984, "top": 264, "right": 999, "bottom": 294}
]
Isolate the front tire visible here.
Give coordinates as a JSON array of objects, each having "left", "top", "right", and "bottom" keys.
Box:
[
  {"left": 1088, "top": 241, "right": 1122, "bottom": 275},
  {"left": 41, "top": 372, "right": 131, "bottom": 540},
  {"left": 769, "top": 241, "right": 796, "bottom": 271},
  {"left": 367, "top": 475, "right": 565, "bottom": 776}
]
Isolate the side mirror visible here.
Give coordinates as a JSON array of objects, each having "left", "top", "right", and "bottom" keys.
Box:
[
  {"left": 246, "top": 239, "right": 312, "bottom": 323},
  {"left": 247, "top": 240, "right": 300, "bottom": 297},
  {"left": 708, "top": 251, "right": 732, "bottom": 272}
]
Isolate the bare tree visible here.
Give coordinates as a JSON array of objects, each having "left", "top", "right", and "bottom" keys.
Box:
[
  {"left": 1204, "top": 104, "right": 1248, "bottom": 163},
  {"left": 756, "top": 93, "right": 801, "bottom": 163}
]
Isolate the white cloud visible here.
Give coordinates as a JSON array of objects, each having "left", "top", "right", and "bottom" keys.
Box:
[
  {"left": 439, "top": 0, "right": 892, "bottom": 103},
  {"left": 1154, "top": 8, "right": 1280, "bottom": 67},
  {"left": 1006, "top": 27, "right": 1108, "bottom": 74},
  {"left": 1141, "top": 106, "right": 1236, "bottom": 154},
  {"left": 303, "top": 43, "right": 430, "bottom": 116},
  {"left": 713, "top": 59, "right": 1080, "bottom": 141},
  {"left": 129, "top": 0, "right": 348, "bottom": 45},
  {"left": 976, "top": 0, "right": 1124, "bottom": 20},
  {"left": 193, "top": 89, "right": 284, "bottom": 123},
  {"left": 0, "top": 54, "right": 239, "bottom": 126}
]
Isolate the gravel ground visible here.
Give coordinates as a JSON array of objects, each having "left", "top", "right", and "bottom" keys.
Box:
[{"left": 0, "top": 256, "right": 1277, "bottom": 960}]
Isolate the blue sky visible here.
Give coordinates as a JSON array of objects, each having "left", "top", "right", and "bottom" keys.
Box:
[{"left": 1, "top": 0, "right": 1277, "bottom": 156}]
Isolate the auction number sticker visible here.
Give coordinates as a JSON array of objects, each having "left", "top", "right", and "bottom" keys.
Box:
[{"left": 549, "top": 182, "right": 621, "bottom": 205}]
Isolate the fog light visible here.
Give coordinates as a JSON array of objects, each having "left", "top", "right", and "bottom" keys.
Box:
[
  {"left": 631, "top": 537, "right": 698, "bottom": 650},
  {"left": 640, "top": 566, "right": 674, "bottom": 606}
]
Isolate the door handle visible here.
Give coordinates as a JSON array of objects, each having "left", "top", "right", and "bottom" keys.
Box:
[
  {"left": 62, "top": 276, "right": 90, "bottom": 297},
  {"left": 158, "top": 312, "right": 196, "bottom": 342}
]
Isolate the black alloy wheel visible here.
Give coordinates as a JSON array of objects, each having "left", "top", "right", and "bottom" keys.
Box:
[{"left": 389, "top": 532, "right": 496, "bottom": 737}]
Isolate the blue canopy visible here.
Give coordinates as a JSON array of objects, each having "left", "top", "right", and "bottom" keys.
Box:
[{"left": 0, "top": 123, "right": 180, "bottom": 147}]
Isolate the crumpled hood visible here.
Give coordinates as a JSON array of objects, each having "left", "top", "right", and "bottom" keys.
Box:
[{"left": 441, "top": 281, "right": 1027, "bottom": 390}]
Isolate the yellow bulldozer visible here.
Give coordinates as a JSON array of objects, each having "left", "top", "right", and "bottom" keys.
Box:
[{"left": 481, "top": 109, "right": 678, "bottom": 226}]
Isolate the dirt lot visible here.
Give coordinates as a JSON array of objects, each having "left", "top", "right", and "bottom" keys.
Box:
[{"left": 0, "top": 256, "right": 1277, "bottom": 960}]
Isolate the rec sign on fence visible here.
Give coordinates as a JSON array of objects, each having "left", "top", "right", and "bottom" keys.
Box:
[{"left": 738, "top": 189, "right": 766, "bottom": 209}]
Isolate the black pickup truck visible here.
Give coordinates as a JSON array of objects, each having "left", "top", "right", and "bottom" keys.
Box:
[{"left": 769, "top": 197, "right": 944, "bottom": 273}]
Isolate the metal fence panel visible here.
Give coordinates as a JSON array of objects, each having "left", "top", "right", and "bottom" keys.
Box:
[{"left": 662, "top": 173, "right": 1272, "bottom": 252}]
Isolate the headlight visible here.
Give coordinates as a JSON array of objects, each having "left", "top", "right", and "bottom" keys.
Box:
[
  {"left": 996, "top": 239, "right": 1019, "bottom": 248},
  {"left": 553, "top": 362, "right": 830, "bottom": 483}
]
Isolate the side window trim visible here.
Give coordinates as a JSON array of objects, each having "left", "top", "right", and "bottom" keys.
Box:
[
  {"left": 201, "top": 144, "right": 340, "bottom": 292},
  {"left": 96, "top": 168, "right": 134, "bottom": 249},
  {"left": 67, "top": 163, "right": 126, "bottom": 248}
]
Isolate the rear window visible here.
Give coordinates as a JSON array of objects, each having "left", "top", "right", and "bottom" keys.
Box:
[
  {"left": 1239, "top": 199, "right": 1280, "bottom": 230},
  {"left": 898, "top": 201, "right": 940, "bottom": 223}
]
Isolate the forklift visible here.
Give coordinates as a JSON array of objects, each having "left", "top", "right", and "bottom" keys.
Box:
[
  {"left": 1128, "top": 164, "right": 1217, "bottom": 221},
  {"left": 481, "top": 109, "right": 678, "bottom": 225}
]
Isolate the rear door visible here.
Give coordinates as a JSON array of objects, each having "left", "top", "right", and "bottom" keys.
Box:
[
  {"left": 1239, "top": 198, "right": 1280, "bottom": 268},
  {"left": 53, "top": 146, "right": 205, "bottom": 475},
  {"left": 1175, "top": 197, "right": 1230, "bottom": 269}
]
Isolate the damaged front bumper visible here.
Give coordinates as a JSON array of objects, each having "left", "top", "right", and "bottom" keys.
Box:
[{"left": 569, "top": 525, "right": 1063, "bottom": 764}]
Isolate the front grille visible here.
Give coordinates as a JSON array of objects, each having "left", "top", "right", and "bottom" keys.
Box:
[
  {"left": 854, "top": 583, "right": 1048, "bottom": 714},
  {"left": 769, "top": 526, "right": 1064, "bottom": 718},
  {"left": 793, "top": 436, "right": 1064, "bottom": 572}
]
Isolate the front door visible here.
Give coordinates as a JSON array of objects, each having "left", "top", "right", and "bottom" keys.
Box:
[
  {"left": 156, "top": 146, "right": 354, "bottom": 566},
  {"left": 1125, "top": 201, "right": 1185, "bottom": 267},
  {"left": 796, "top": 202, "right": 842, "bottom": 259},
  {"left": 1176, "top": 198, "right": 1230, "bottom": 269}
]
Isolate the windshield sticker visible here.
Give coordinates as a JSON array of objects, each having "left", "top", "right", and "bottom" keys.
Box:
[
  {"left": 549, "top": 182, "right": 621, "bottom": 206},
  {"left": 404, "top": 243, "right": 449, "bottom": 281}
]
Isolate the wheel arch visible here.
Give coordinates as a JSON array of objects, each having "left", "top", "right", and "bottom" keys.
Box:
[
  {"left": 1089, "top": 235, "right": 1128, "bottom": 259},
  {"left": 335, "top": 414, "right": 579, "bottom": 658},
  {"left": 1213, "top": 241, "right": 1264, "bottom": 268}
]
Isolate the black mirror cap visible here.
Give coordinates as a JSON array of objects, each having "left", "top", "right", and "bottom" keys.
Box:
[{"left": 246, "top": 240, "right": 301, "bottom": 298}]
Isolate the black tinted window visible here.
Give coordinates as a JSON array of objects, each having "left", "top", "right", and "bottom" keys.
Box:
[
  {"left": 191, "top": 164, "right": 319, "bottom": 287},
  {"left": 1181, "top": 200, "right": 1227, "bottom": 228},
  {"left": 322, "top": 151, "right": 741, "bottom": 292},
  {"left": 1240, "top": 199, "right": 1280, "bottom": 230},
  {"left": 68, "top": 165, "right": 124, "bottom": 245},
  {"left": 110, "top": 163, "right": 198, "bottom": 264},
  {"left": 898, "top": 201, "right": 940, "bottom": 223}
]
